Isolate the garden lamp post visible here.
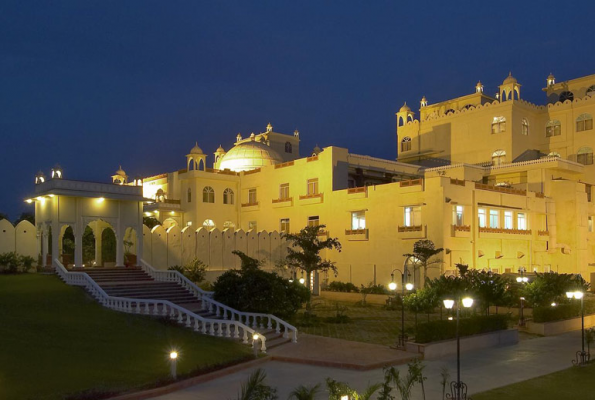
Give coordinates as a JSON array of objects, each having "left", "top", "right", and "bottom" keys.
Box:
[
  {"left": 169, "top": 351, "right": 178, "bottom": 379},
  {"left": 567, "top": 290, "right": 589, "bottom": 366},
  {"left": 444, "top": 296, "right": 474, "bottom": 400},
  {"left": 389, "top": 265, "right": 413, "bottom": 349},
  {"left": 252, "top": 333, "right": 260, "bottom": 358},
  {"left": 516, "top": 267, "right": 529, "bottom": 327}
]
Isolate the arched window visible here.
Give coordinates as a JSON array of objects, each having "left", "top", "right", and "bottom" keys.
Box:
[
  {"left": 445, "top": 109, "right": 455, "bottom": 115},
  {"left": 223, "top": 221, "right": 235, "bottom": 229},
  {"left": 548, "top": 152, "right": 561, "bottom": 158},
  {"left": 401, "top": 137, "right": 412, "bottom": 152},
  {"left": 285, "top": 142, "right": 292, "bottom": 153},
  {"left": 492, "top": 150, "right": 506, "bottom": 166},
  {"left": 202, "top": 186, "right": 214, "bottom": 203},
  {"left": 587, "top": 85, "right": 595, "bottom": 97},
  {"left": 578, "top": 147, "right": 593, "bottom": 165},
  {"left": 546, "top": 120, "right": 561, "bottom": 137},
  {"left": 491, "top": 116, "right": 506, "bottom": 134},
  {"left": 522, "top": 118, "right": 529, "bottom": 135},
  {"left": 223, "top": 188, "right": 234, "bottom": 205},
  {"left": 576, "top": 113, "right": 593, "bottom": 132},
  {"left": 559, "top": 91, "right": 574, "bottom": 102},
  {"left": 203, "top": 219, "right": 215, "bottom": 230},
  {"left": 187, "top": 188, "right": 192, "bottom": 203}
]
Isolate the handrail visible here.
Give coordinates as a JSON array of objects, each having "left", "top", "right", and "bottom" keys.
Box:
[
  {"left": 140, "top": 259, "right": 298, "bottom": 343},
  {"left": 54, "top": 259, "right": 268, "bottom": 352}
]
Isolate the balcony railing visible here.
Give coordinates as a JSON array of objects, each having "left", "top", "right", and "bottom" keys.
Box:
[
  {"left": 398, "top": 225, "right": 423, "bottom": 232},
  {"left": 479, "top": 227, "right": 532, "bottom": 235},
  {"left": 272, "top": 197, "right": 292, "bottom": 204},
  {"left": 538, "top": 230, "right": 549, "bottom": 236},
  {"left": 299, "top": 193, "right": 324, "bottom": 200},
  {"left": 274, "top": 161, "right": 294, "bottom": 169},
  {"left": 347, "top": 187, "right": 366, "bottom": 194},
  {"left": 450, "top": 178, "right": 466, "bottom": 186},
  {"left": 452, "top": 224, "right": 471, "bottom": 232},
  {"left": 241, "top": 202, "right": 259, "bottom": 207},
  {"left": 400, "top": 178, "right": 423, "bottom": 188},
  {"left": 475, "top": 183, "right": 527, "bottom": 196},
  {"left": 345, "top": 228, "right": 367, "bottom": 235}
]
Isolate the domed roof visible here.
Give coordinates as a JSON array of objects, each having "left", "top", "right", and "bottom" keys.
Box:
[
  {"left": 399, "top": 102, "right": 411, "bottom": 112},
  {"left": 219, "top": 140, "right": 283, "bottom": 172},
  {"left": 115, "top": 165, "right": 126, "bottom": 176},
  {"left": 215, "top": 144, "right": 225, "bottom": 153},
  {"left": 503, "top": 72, "right": 517, "bottom": 84},
  {"left": 189, "top": 142, "right": 204, "bottom": 155}
]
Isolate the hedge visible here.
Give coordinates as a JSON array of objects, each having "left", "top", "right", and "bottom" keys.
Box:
[
  {"left": 325, "top": 281, "right": 360, "bottom": 293},
  {"left": 533, "top": 299, "right": 595, "bottom": 323},
  {"left": 414, "top": 314, "right": 509, "bottom": 344}
]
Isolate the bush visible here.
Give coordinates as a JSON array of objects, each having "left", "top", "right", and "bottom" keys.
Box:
[
  {"left": 167, "top": 258, "right": 207, "bottom": 284},
  {"left": 414, "top": 315, "right": 509, "bottom": 343},
  {"left": 326, "top": 281, "right": 359, "bottom": 293},
  {"left": 533, "top": 298, "right": 595, "bottom": 323},
  {"left": 0, "top": 252, "right": 36, "bottom": 273}
]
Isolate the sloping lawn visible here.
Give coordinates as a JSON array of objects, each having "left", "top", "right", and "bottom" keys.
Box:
[
  {"left": 474, "top": 362, "right": 595, "bottom": 400},
  {"left": 0, "top": 274, "right": 252, "bottom": 400}
]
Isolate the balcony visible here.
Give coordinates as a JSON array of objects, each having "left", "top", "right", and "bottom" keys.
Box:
[
  {"left": 299, "top": 193, "right": 324, "bottom": 205},
  {"left": 398, "top": 225, "right": 423, "bottom": 233},
  {"left": 451, "top": 224, "right": 471, "bottom": 238},
  {"left": 241, "top": 201, "right": 259, "bottom": 208},
  {"left": 479, "top": 227, "right": 532, "bottom": 235},
  {"left": 345, "top": 228, "right": 368, "bottom": 241},
  {"left": 397, "top": 225, "right": 426, "bottom": 239},
  {"left": 450, "top": 178, "right": 466, "bottom": 187},
  {"left": 400, "top": 179, "right": 423, "bottom": 188},
  {"left": 272, "top": 197, "right": 293, "bottom": 208},
  {"left": 145, "top": 199, "right": 181, "bottom": 212},
  {"left": 274, "top": 161, "right": 294, "bottom": 169},
  {"left": 475, "top": 183, "right": 526, "bottom": 196}
]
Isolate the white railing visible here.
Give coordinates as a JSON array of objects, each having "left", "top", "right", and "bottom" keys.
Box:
[
  {"left": 54, "top": 259, "right": 268, "bottom": 352},
  {"left": 139, "top": 259, "right": 298, "bottom": 343}
]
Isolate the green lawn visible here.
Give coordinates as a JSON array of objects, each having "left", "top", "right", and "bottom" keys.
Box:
[
  {"left": 474, "top": 363, "right": 595, "bottom": 399},
  {"left": 0, "top": 274, "right": 252, "bottom": 400}
]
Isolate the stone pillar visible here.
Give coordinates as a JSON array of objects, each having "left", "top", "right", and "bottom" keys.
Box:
[
  {"left": 42, "top": 229, "right": 49, "bottom": 267},
  {"left": 94, "top": 227, "right": 103, "bottom": 267},
  {"left": 115, "top": 231, "right": 124, "bottom": 267},
  {"left": 74, "top": 225, "right": 83, "bottom": 268},
  {"left": 51, "top": 223, "right": 60, "bottom": 268}
]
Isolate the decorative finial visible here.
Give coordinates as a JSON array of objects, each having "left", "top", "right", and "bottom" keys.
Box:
[{"left": 266, "top": 122, "right": 273, "bottom": 132}]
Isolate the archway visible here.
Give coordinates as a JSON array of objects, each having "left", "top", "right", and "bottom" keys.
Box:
[
  {"left": 60, "top": 225, "right": 75, "bottom": 267},
  {"left": 101, "top": 227, "right": 117, "bottom": 267},
  {"left": 124, "top": 227, "right": 138, "bottom": 267},
  {"left": 82, "top": 225, "right": 95, "bottom": 267}
]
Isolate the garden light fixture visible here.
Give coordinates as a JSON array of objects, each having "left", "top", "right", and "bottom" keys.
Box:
[
  {"left": 169, "top": 350, "right": 178, "bottom": 379},
  {"left": 568, "top": 289, "right": 589, "bottom": 366},
  {"left": 443, "top": 296, "right": 474, "bottom": 399},
  {"left": 389, "top": 258, "right": 413, "bottom": 349}
]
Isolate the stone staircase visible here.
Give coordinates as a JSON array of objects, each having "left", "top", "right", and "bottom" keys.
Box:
[{"left": 75, "top": 267, "right": 291, "bottom": 349}]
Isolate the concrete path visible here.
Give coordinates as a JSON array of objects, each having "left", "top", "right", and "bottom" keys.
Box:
[{"left": 152, "top": 331, "right": 584, "bottom": 399}]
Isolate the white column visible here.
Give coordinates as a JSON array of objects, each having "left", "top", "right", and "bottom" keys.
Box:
[
  {"left": 94, "top": 227, "right": 103, "bottom": 266},
  {"left": 51, "top": 223, "right": 60, "bottom": 268},
  {"left": 74, "top": 225, "right": 83, "bottom": 268},
  {"left": 41, "top": 229, "right": 49, "bottom": 267},
  {"left": 116, "top": 231, "right": 124, "bottom": 267}
]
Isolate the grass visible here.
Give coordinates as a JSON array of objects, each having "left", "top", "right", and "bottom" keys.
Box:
[
  {"left": 0, "top": 274, "right": 252, "bottom": 400},
  {"left": 473, "top": 362, "right": 595, "bottom": 400}
]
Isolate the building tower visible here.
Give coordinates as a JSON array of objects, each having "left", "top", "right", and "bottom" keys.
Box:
[
  {"left": 186, "top": 142, "right": 207, "bottom": 171},
  {"left": 498, "top": 72, "right": 521, "bottom": 101}
]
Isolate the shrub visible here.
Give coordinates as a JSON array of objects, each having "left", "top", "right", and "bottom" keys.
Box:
[
  {"left": 533, "top": 298, "right": 595, "bottom": 323},
  {"left": 0, "top": 252, "right": 37, "bottom": 273},
  {"left": 167, "top": 258, "right": 207, "bottom": 284},
  {"left": 326, "top": 281, "right": 359, "bottom": 293},
  {"left": 414, "top": 314, "right": 509, "bottom": 343}
]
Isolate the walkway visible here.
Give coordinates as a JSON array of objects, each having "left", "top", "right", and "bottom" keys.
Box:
[{"left": 151, "top": 331, "right": 584, "bottom": 399}]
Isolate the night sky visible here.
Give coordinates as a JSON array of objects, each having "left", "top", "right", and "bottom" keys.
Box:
[{"left": 2, "top": 1, "right": 595, "bottom": 220}]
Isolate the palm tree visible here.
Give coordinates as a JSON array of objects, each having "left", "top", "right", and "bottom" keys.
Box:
[
  {"left": 287, "top": 384, "right": 321, "bottom": 400},
  {"left": 234, "top": 368, "right": 278, "bottom": 400}
]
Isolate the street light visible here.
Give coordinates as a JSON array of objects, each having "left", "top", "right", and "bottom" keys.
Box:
[
  {"left": 389, "top": 263, "right": 413, "bottom": 349},
  {"left": 516, "top": 267, "right": 529, "bottom": 327},
  {"left": 252, "top": 333, "right": 260, "bottom": 358},
  {"left": 567, "top": 290, "right": 589, "bottom": 366},
  {"left": 169, "top": 350, "right": 178, "bottom": 379},
  {"left": 443, "top": 296, "right": 474, "bottom": 400}
]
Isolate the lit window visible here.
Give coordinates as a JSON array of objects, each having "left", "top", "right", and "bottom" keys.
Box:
[
  {"left": 491, "top": 116, "right": 506, "bottom": 134},
  {"left": 308, "top": 216, "right": 319, "bottom": 227},
  {"left": 307, "top": 178, "right": 319, "bottom": 195},
  {"left": 492, "top": 150, "right": 506, "bottom": 166},
  {"left": 576, "top": 113, "right": 593, "bottom": 132},
  {"left": 489, "top": 210, "right": 499, "bottom": 228},
  {"left": 478, "top": 208, "right": 486, "bottom": 228},
  {"left": 522, "top": 118, "right": 529, "bottom": 135},
  {"left": 279, "top": 183, "right": 290, "bottom": 200},
  {"left": 518, "top": 213, "right": 527, "bottom": 230},
  {"left": 546, "top": 120, "right": 561, "bottom": 137},
  {"left": 203, "top": 219, "right": 215, "bottom": 230},
  {"left": 223, "top": 188, "right": 234, "bottom": 205},
  {"left": 401, "top": 137, "right": 412, "bottom": 152},
  {"left": 587, "top": 85, "right": 595, "bottom": 97},
  {"left": 223, "top": 221, "right": 235, "bottom": 229},
  {"left": 248, "top": 188, "right": 257, "bottom": 204},
  {"left": 248, "top": 221, "right": 257, "bottom": 231},
  {"left": 504, "top": 211, "right": 513, "bottom": 230},
  {"left": 187, "top": 188, "right": 192, "bottom": 203},
  {"left": 280, "top": 218, "right": 290, "bottom": 233},
  {"left": 453, "top": 205, "right": 464, "bottom": 226},
  {"left": 404, "top": 206, "right": 421, "bottom": 227},
  {"left": 202, "top": 186, "right": 214, "bottom": 203},
  {"left": 351, "top": 211, "right": 366, "bottom": 230},
  {"left": 578, "top": 147, "right": 594, "bottom": 165}
]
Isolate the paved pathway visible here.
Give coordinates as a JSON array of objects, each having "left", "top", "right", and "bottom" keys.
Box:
[{"left": 152, "top": 331, "right": 584, "bottom": 399}]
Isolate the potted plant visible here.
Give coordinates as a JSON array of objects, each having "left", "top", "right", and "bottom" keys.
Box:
[{"left": 123, "top": 240, "right": 136, "bottom": 267}]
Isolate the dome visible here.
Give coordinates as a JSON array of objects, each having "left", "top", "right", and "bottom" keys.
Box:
[
  {"left": 219, "top": 141, "right": 283, "bottom": 172},
  {"left": 215, "top": 144, "right": 225, "bottom": 153},
  {"left": 399, "top": 102, "right": 411, "bottom": 112},
  {"left": 503, "top": 72, "right": 517, "bottom": 84},
  {"left": 190, "top": 142, "right": 204, "bottom": 155},
  {"left": 115, "top": 165, "right": 126, "bottom": 176}
]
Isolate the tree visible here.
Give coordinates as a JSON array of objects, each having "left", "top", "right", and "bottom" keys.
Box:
[
  {"left": 143, "top": 216, "right": 161, "bottom": 229},
  {"left": 465, "top": 269, "right": 510, "bottom": 315},
  {"left": 14, "top": 212, "right": 34, "bottom": 225},
  {"left": 404, "top": 239, "right": 443, "bottom": 284},
  {"left": 282, "top": 224, "right": 341, "bottom": 305},
  {"left": 522, "top": 272, "right": 590, "bottom": 307},
  {"left": 235, "top": 368, "right": 277, "bottom": 400},
  {"left": 288, "top": 384, "right": 321, "bottom": 400}
]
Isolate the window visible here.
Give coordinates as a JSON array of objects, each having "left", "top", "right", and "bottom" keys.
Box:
[
  {"left": 559, "top": 91, "right": 574, "bottom": 102},
  {"left": 285, "top": 142, "right": 292, "bottom": 153},
  {"left": 453, "top": 205, "right": 464, "bottom": 226},
  {"left": 478, "top": 208, "right": 486, "bottom": 227},
  {"left": 587, "top": 85, "right": 595, "bottom": 97},
  {"left": 203, "top": 186, "right": 214, "bottom": 203},
  {"left": 489, "top": 210, "right": 499, "bottom": 228},
  {"left": 308, "top": 216, "right": 319, "bottom": 227},
  {"left": 401, "top": 137, "right": 412, "bottom": 152},
  {"left": 404, "top": 206, "right": 421, "bottom": 227},
  {"left": 548, "top": 152, "right": 561, "bottom": 158},
  {"left": 351, "top": 211, "right": 366, "bottom": 230},
  {"left": 203, "top": 219, "right": 215, "bottom": 230},
  {"left": 589, "top": 216, "right": 593, "bottom": 233},
  {"left": 248, "top": 221, "right": 257, "bottom": 231},
  {"left": 492, "top": 150, "right": 506, "bottom": 166},
  {"left": 223, "top": 188, "right": 234, "bottom": 205},
  {"left": 578, "top": 147, "right": 594, "bottom": 165},
  {"left": 280, "top": 218, "right": 290, "bottom": 233},
  {"left": 576, "top": 113, "right": 593, "bottom": 132},
  {"left": 279, "top": 183, "right": 290, "bottom": 200},
  {"left": 307, "top": 178, "right": 319, "bottom": 195},
  {"left": 504, "top": 211, "right": 513, "bottom": 230},
  {"left": 522, "top": 118, "right": 529, "bottom": 135},
  {"left": 491, "top": 116, "right": 506, "bottom": 134},
  {"left": 223, "top": 221, "right": 235, "bottom": 229},
  {"left": 248, "top": 188, "right": 257, "bottom": 204},
  {"left": 517, "top": 213, "right": 527, "bottom": 230},
  {"left": 546, "top": 120, "right": 561, "bottom": 137},
  {"left": 187, "top": 188, "right": 192, "bottom": 203}
]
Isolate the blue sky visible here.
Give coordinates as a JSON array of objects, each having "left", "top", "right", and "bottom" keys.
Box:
[{"left": 2, "top": 0, "right": 594, "bottom": 220}]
